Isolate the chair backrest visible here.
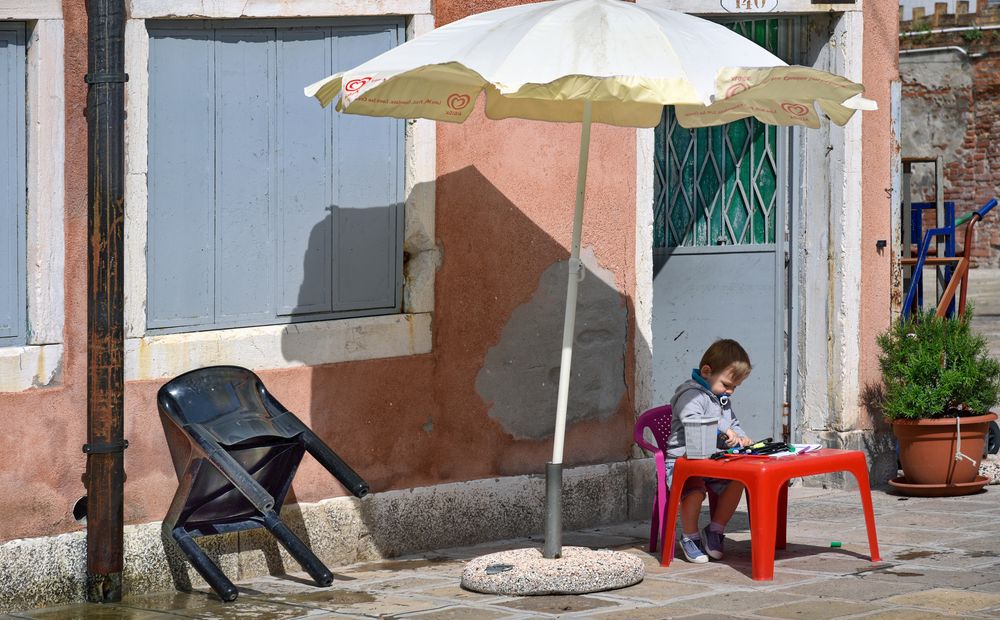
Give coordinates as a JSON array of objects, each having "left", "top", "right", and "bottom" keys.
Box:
[
  {"left": 634, "top": 404, "right": 672, "bottom": 453},
  {"left": 158, "top": 365, "right": 298, "bottom": 444}
]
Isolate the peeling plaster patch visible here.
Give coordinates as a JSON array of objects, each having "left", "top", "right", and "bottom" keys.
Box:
[
  {"left": 476, "top": 247, "right": 626, "bottom": 440},
  {"left": 0, "top": 344, "right": 63, "bottom": 392}
]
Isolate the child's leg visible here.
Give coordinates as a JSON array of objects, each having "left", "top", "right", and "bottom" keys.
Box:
[
  {"left": 680, "top": 489, "right": 706, "bottom": 536},
  {"left": 708, "top": 481, "right": 745, "bottom": 527},
  {"left": 700, "top": 481, "right": 744, "bottom": 561}
]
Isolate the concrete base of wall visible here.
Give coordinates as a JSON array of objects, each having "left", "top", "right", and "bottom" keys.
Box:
[{"left": 1, "top": 460, "right": 658, "bottom": 612}]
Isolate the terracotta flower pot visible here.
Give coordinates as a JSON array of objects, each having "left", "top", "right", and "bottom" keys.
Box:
[{"left": 892, "top": 412, "right": 997, "bottom": 485}]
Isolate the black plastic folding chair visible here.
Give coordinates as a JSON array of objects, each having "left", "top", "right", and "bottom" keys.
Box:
[{"left": 158, "top": 365, "right": 369, "bottom": 601}]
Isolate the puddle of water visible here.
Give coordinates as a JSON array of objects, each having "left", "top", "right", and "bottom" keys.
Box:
[
  {"left": 287, "top": 589, "right": 376, "bottom": 605},
  {"left": 350, "top": 556, "right": 454, "bottom": 572},
  {"left": 966, "top": 550, "right": 998, "bottom": 558},
  {"left": 894, "top": 550, "right": 936, "bottom": 560}
]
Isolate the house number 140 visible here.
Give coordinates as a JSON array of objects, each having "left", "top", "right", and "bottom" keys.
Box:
[{"left": 725, "top": 0, "right": 773, "bottom": 12}]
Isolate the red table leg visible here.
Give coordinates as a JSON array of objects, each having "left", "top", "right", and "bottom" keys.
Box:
[
  {"left": 847, "top": 454, "right": 881, "bottom": 562},
  {"left": 776, "top": 481, "right": 788, "bottom": 550},
  {"left": 747, "top": 479, "right": 780, "bottom": 580}
]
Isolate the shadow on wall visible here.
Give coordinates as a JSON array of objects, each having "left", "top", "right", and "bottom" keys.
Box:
[{"left": 275, "top": 165, "right": 644, "bottom": 556}]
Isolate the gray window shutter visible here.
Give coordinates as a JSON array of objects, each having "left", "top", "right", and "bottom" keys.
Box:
[
  {"left": 214, "top": 29, "right": 275, "bottom": 324},
  {"left": 148, "top": 30, "right": 215, "bottom": 329},
  {"left": 0, "top": 25, "right": 25, "bottom": 343},
  {"left": 147, "top": 21, "right": 403, "bottom": 333},
  {"left": 331, "top": 28, "right": 402, "bottom": 311},
  {"left": 275, "top": 28, "right": 333, "bottom": 316}
]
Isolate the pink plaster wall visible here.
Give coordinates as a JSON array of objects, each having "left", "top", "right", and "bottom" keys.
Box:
[
  {"left": 858, "top": 2, "right": 900, "bottom": 427},
  {"left": 0, "top": 0, "right": 638, "bottom": 541}
]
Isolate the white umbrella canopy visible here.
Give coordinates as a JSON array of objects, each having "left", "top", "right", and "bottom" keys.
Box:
[
  {"left": 305, "top": 0, "right": 874, "bottom": 128},
  {"left": 305, "top": 0, "right": 875, "bottom": 565}
]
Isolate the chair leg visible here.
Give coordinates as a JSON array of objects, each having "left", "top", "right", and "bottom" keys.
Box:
[
  {"left": 172, "top": 527, "right": 239, "bottom": 602},
  {"left": 261, "top": 511, "right": 334, "bottom": 587},
  {"left": 649, "top": 498, "right": 660, "bottom": 553},
  {"left": 652, "top": 455, "right": 668, "bottom": 553},
  {"left": 660, "top": 473, "right": 686, "bottom": 567}
]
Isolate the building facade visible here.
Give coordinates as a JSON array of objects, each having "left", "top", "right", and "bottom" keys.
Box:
[{"left": 0, "top": 0, "right": 898, "bottom": 609}]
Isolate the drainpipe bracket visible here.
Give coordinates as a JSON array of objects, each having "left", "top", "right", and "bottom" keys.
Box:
[
  {"left": 83, "top": 439, "right": 129, "bottom": 454},
  {"left": 85, "top": 72, "right": 129, "bottom": 84}
]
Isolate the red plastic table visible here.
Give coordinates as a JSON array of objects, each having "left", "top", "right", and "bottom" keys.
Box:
[{"left": 660, "top": 448, "right": 881, "bottom": 580}]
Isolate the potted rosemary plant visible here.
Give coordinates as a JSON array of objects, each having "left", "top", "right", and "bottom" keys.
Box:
[{"left": 877, "top": 309, "right": 1000, "bottom": 495}]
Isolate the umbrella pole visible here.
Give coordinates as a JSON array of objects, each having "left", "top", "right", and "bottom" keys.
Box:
[{"left": 544, "top": 100, "right": 593, "bottom": 559}]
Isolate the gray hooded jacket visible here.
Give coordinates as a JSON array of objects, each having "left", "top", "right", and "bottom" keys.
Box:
[{"left": 664, "top": 378, "right": 746, "bottom": 460}]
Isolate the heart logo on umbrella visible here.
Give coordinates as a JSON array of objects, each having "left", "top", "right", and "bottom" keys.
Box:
[
  {"left": 344, "top": 77, "right": 373, "bottom": 93},
  {"left": 448, "top": 93, "right": 471, "bottom": 110},
  {"left": 780, "top": 102, "right": 810, "bottom": 117},
  {"left": 726, "top": 83, "right": 749, "bottom": 98}
]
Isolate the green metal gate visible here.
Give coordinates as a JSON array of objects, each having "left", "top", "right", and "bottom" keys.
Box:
[{"left": 651, "top": 18, "right": 792, "bottom": 440}]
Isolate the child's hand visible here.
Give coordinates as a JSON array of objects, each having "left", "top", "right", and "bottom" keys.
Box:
[
  {"left": 722, "top": 428, "right": 740, "bottom": 447},
  {"left": 737, "top": 435, "right": 753, "bottom": 447}
]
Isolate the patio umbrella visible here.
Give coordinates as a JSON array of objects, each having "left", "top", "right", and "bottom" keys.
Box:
[{"left": 305, "top": 0, "right": 875, "bottom": 569}]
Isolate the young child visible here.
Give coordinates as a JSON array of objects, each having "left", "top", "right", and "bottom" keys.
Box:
[{"left": 666, "top": 338, "right": 753, "bottom": 563}]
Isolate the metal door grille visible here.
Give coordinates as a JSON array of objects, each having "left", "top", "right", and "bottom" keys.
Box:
[{"left": 654, "top": 19, "right": 787, "bottom": 249}]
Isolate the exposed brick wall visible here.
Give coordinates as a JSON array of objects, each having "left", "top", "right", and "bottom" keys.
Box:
[{"left": 900, "top": 2, "right": 1000, "bottom": 266}]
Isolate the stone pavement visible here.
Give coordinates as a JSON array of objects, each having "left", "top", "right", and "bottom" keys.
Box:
[{"left": 7, "top": 484, "right": 1000, "bottom": 619}]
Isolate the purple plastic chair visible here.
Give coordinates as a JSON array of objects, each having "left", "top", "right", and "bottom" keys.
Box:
[
  {"left": 633, "top": 404, "right": 674, "bottom": 552},
  {"left": 633, "top": 404, "right": 732, "bottom": 553}
]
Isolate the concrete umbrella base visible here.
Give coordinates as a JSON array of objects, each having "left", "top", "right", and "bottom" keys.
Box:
[{"left": 460, "top": 546, "right": 644, "bottom": 595}]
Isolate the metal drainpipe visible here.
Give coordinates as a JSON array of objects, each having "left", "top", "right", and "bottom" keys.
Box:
[
  {"left": 900, "top": 23, "right": 1000, "bottom": 37},
  {"left": 84, "top": 0, "right": 128, "bottom": 603},
  {"left": 899, "top": 45, "right": 986, "bottom": 58}
]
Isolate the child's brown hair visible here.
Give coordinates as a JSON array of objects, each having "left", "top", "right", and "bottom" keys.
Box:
[{"left": 699, "top": 339, "right": 752, "bottom": 381}]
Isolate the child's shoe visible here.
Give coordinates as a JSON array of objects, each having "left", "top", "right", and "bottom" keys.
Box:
[
  {"left": 700, "top": 525, "right": 725, "bottom": 560},
  {"left": 679, "top": 536, "right": 708, "bottom": 563}
]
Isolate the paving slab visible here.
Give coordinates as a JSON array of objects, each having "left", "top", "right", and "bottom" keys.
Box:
[
  {"left": 589, "top": 605, "right": 707, "bottom": 619},
  {"left": 676, "top": 589, "right": 807, "bottom": 614},
  {"left": 836, "top": 610, "right": 958, "bottom": 620},
  {"left": 772, "top": 551, "right": 892, "bottom": 575},
  {"left": 671, "top": 563, "right": 822, "bottom": 588},
  {"left": 885, "top": 588, "right": 1000, "bottom": 615},
  {"left": 775, "top": 574, "right": 926, "bottom": 601},
  {"left": 593, "top": 578, "right": 707, "bottom": 604},
  {"left": 385, "top": 606, "right": 517, "bottom": 619},
  {"left": 490, "top": 594, "right": 621, "bottom": 615},
  {"left": 756, "top": 598, "right": 879, "bottom": 619}
]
